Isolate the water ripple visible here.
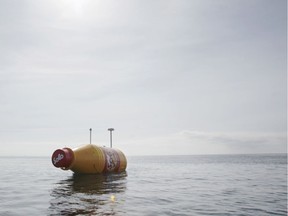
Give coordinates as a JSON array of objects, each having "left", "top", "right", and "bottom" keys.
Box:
[{"left": 0, "top": 154, "right": 286, "bottom": 215}]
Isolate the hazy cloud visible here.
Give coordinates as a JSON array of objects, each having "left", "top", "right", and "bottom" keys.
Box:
[{"left": 0, "top": 0, "right": 286, "bottom": 156}]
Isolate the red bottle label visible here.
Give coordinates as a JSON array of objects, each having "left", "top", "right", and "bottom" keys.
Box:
[{"left": 103, "top": 148, "right": 120, "bottom": 172}]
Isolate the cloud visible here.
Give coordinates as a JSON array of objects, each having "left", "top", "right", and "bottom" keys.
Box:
[
  {"left": 0, "top": 0, "right": 286, "bottom": 156},
  {"left": 0, "top": 127, "right": 286, "bottom": 157},
  {"left": 181, "top": 130, "right": 285, "bottom": 143},
  {"left": 181, "top": 131, "right": 287, "bottom": 153},
  {"left": 120, "top": 131, "right": 287, "bottom": 156}
]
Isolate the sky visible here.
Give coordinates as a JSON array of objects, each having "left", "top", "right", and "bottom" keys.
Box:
[{"left": 0, "top": 0, "right": 287, "bottom": 156}]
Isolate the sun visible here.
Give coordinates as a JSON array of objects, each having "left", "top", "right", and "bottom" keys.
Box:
[{"left": 60, "top": 0, "right": 87, "bottom": 19}]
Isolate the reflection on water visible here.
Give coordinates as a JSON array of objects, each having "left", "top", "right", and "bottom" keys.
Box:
[{"left": 48, "top": 172, "right": 127, "bottom": 216}]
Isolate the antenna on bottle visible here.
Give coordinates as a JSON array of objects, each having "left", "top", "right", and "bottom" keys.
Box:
[
  {"left": 108, "top": 128, "right": 114, "bottom": 148},
  {"left": 89, "top": 128, "right": 92, "bottom": 144}
]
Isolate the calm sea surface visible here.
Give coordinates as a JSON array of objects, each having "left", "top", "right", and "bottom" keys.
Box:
[{"left": 0, "top": 154, "right": 287, "bottom": 215}]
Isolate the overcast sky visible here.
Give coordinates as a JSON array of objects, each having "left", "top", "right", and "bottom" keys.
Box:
[{"left": 0, "top": 0, "right": 286, "bottom": 156}]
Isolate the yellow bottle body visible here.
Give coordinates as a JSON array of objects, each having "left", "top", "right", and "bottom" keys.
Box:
[{"left": 52, "top": 144, "right": 127, "bottom": 174}]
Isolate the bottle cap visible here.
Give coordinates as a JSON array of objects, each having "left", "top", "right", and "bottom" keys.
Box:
[{"left": 51, "top": 148, "right": 74, "bottom": 169}]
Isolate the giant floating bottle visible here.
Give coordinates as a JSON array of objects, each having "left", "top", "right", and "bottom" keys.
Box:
[{"left": 51, "top": 144, "right": 127, "bottom": 174}]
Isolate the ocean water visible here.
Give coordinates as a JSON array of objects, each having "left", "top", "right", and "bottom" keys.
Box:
[{"left": 0, "top": 154, "right": 286, "bottom": 216}]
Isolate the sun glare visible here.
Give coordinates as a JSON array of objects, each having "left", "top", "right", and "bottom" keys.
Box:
[
  {"left": 60, "top": 0, "right": 87, "bottom": 19},
  {"left": 55, "top": 0, "right": 115, "bottom": 23}
]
